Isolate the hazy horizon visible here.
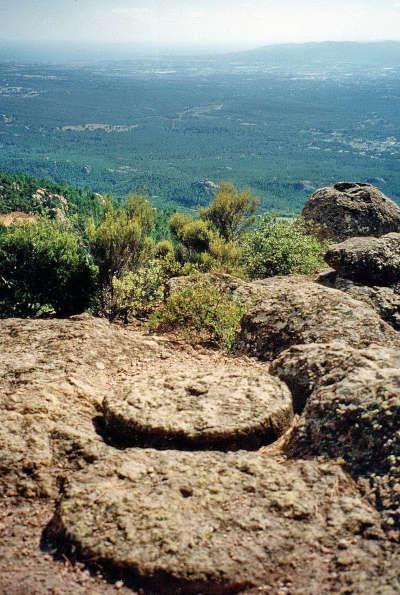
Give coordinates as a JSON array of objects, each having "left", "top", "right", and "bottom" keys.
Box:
[{"left": 1, "top": 0, "right": 400, "bottom": 50}]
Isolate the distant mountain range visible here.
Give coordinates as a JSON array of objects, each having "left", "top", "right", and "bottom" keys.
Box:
[
  {"left": 0, "top": 39, "right": 400, "bottom": 64},
  {"left": 232, "top": 41, "right": 400, "bottom": 67}
]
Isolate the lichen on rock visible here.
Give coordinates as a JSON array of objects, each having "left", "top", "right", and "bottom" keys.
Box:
[
  {"left": 302, "top": 182, "right": 400, "bottom": 241},
  {"left": 59, "top": 448, "right": 394, "bottom": 593},
  {"left": 325, "top": 233, "right": 400, "bottom": 286},
  {"left": 271, "top": 342, "right": 400, "bottom": 537},
  {"left": 103, "top": 368, "right": 293, "bottom": 450},
  {"left": 235, "top": 278, "right": 399, "bottom": 361}
]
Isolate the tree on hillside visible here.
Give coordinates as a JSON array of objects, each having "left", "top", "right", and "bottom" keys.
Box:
[
  {"left": 169, "top": 210, "right": 243, "bottom": 276},
  {"left": 87, "top": 195, "right": 155, "bottom": 315}
]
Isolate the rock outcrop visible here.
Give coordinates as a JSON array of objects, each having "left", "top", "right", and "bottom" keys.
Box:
[
  {"left": 60, "top": 449, "right": 394, "bottom": 594},
  {"left": 0, "top": 315, "right": 272, "bottom": 498},
  {"left": 103, "top": 369, "right": 293, "bottom": 450},
  {"left": 271, "top": 342, "right": 400, "bottom": 537},
  {"left": 0, "top": 211, "right": 38, "bottom": 227},
  {"left": 302, "top": 182, "right": 400, "bottom": 241},
  {"left": 318, "top": 270, "right": 400, "bottom": 330},
  {"left": 317, "top": 233, "right": 400, "bottom": 330},
  {"left": 0, "top": 316, "right": 110, "bottom": 497},
  {"left": 235, "top": 278, "right": 399, "bottom": 361},
  {"left": 1, "top": 305, "right": 400, "bottom": 592},
  {"left": 0, "top": 315, "right": 182, "bottom": 497},
  {"left": 325, "top": 233, "right": 400, "bottom": 285}
]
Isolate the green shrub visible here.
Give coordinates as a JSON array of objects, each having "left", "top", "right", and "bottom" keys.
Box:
[
  {"left": 241, "top": 216, "right": 327, "bottom": 279},
  {"left": 200, "top": 182, "right": 258, "bottom": 241},
  {"left": 111, "top": 256, "right": 177, "bottom": 320},
  {"left": 87, "top": 195, "right": 156, "bottom": 315},
  {"left": 154, "top": 239, "right": 174, "bottom": 258},
  {"left": 169, "top": 205, "right": 245, "bottom": 276},
  {"left": 87, "top": 196, "right": 154, "bottom": 287},
  {"left": 149, "top": 281, "right": 245, "bottom": 350},
  {"left": 0, "top": 219, "right": 97, "bottom": 317}
]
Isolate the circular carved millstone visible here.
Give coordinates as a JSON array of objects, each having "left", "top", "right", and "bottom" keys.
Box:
[
  {"left": 59, "top": 449, "right": 383, "bottom": 594},
  {"left": 102, "top": 370, "right": 294, "bottom": 450}
]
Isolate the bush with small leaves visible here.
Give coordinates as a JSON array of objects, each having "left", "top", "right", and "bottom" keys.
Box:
[
  {"left": 0, "top": 219, "right": 97, "bottom": 317},
  {"left": 149, "top": 280, "right": 245, "bottom": 350},
  {"left": 241, "top": 216, "right": 327, "bottom": 279},
  {"left": 87, "top": 195, "right": 154, "bottom": 287},
  {"left": 169, "top": 206, "right": 244, "bottom": 276},
  {"left": 87, "top": 195, "right": 156, "bottom": 314},
  {"left": 111, "top": 260, "right": 165, "bottom": 321},
  {"left": 200, "top": 182, "right": 258, "bottom": 241}
]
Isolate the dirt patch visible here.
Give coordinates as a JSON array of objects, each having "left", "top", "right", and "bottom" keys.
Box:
[{"left": 0, "top": 498, "right": 135, "bottom": 594}]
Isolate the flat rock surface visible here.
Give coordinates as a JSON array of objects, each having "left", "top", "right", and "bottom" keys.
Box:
[
  {"left": 325, "top": 233, "right": 400, "bottom": 285},
  {"left": 0, "top": 315, "right": 270, "bottom": 497},
  {"left": 60, "top": 448, "right": 397, "bottom": 594},
  {"left": 272, "top": 342, "right": 400, "bottom": 537},
  {"left": 103, "top": 369, "right": 293, "bottom": 450},
  {"left": 2, "top": 313, "right": 400, "bottom": 593},
  {"left": 0, "top": 315, "right": 112, "bottom": 498},
  {"left": 302, "top": 182, "right": 400, "bottom": 241},
  {"left": 236, "top": 278, "right": 399, "bottom": 361}
]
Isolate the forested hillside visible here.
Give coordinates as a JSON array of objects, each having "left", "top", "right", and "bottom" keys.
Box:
[
  {"left": 1, "top": 42, "right": 399, "bottom": 213},
  {"left": 0, "top": 171, "right": 103, "bottom": 222}
]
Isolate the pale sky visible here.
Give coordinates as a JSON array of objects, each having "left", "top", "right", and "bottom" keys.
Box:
[{"left": 1, "top": 0, "right": 400, "bottom": 48}]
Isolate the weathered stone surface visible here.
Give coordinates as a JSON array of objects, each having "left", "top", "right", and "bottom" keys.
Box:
[
  {"left": 318, "top": 270, "right": 400, "bottom": 330},
  {"left": 103, "top": 369, "right": 293, "bottom": 450},
  {"left": 0, "top": 315, "right": 178, "bottom": 497},
  {"left": 235, "top": 278, "right": 399, "bottom": 361},
  {"left": 0, "top": 315, "right": 271, "bottom": 498},
  {"left": 302, "top": 182, "right": 400, "bottom": 241},
  {"left": 325, "top": 233, "right": 400, "bottom": 285},
  {"left": 272, "top": 342, "right": 400, "bottom": 536},
  {"left": 0, "top": 316, "right": 109, "bottom": 497},
  {"left": 270, "top": 341, "right": 353, "bottom": 411},
  {"left": 60, "top": 448, "right": 394, "bottom": 594}
]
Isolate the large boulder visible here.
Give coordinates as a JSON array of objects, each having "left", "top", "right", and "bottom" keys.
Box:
[
  {"left": 59, "top": 448, "right": 394, "bottom": 593},
  {"left": 103, "top": 369, "right": 293, "bottom": 450},
  {"left": 235, "top": 278, "right": 399, "bottom": 361},
  {"left": 0, "top": 316, "right": 112, "bottom": 497},
  {"left": 271, "top": 342, "right": 400, "bottom": 536},
  {"left": 302, "top": 182, "right": 400, "bottom": 241},
  {"left": 318, "top": 270, "right": 400, "bottom": 330},
  {"left": 325, "top": 233, "right": 400, "bottom": 285}
]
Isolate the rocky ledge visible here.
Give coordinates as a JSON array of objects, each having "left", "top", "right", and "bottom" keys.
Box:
[
  {"left": 2, "top": 188, "right": 400, "bottom": 593},
  {"left": 1, "top": 281, "right": 400, "bottom": 593}
]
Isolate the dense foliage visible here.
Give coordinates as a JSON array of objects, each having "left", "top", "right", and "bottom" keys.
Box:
[
  {"left": 0, "top": 171, "right": 103, "bottom": 224},
  {"left": 200, "top": 183, "right": 258, "bottom": 241},
  {"left": 242, "top": 216, "right": 327, "bottom": 279},
  {"left": 0, "top": 177, "right": 327, "bottom": 326},
  {"left": 149, "top": 281, "right": 245, "bottom": 350},
  {"left": 0, "top": 219, "right": 97, "bottom": 317}
]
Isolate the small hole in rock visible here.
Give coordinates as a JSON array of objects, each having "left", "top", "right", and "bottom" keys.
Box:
[{"left": 180, "top": 487, "right": 193, "bottom": 498}]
